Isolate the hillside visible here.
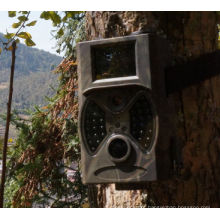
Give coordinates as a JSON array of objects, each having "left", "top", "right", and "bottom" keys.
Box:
[
  {"left": 0, "top": 71, "right": 58, "bottom": 113},
  {"left": 0, "top": 33, "right": 62, "bottom": 82},
  {"left": 0, "top": 33, "right": 62, "bottom": 125}
]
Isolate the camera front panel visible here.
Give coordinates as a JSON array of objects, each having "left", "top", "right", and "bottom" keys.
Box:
[
  {"left": 77, "top": 34, "right": 171, "bottom": 184},
  {"left": 79, "top": 86, "right": 158, "bottom": 183}
]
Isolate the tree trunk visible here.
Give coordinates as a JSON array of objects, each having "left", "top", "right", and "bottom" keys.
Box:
[{"left": 85, "top": 11, "right": 220, "bottom": 207}]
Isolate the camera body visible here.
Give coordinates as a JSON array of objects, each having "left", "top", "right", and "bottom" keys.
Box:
[{"left": 77, "top": 34, "right": 171, "bottom": 184}]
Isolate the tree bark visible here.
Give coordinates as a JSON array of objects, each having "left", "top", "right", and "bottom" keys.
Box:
[{"left": 85, "top": 11, "right": 220, "bottom": 207}]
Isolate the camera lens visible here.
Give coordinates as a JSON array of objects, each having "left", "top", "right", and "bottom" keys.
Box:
[{"left": 108, "top": 138, "right": 129, "bottom": 160}]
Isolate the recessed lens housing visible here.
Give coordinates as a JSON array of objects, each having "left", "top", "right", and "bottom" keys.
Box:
[{"left": 107, "top": 136, "right": 131, "bottom": 163}]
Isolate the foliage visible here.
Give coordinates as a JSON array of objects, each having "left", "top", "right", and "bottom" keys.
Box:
[
  {"left": 39, "top": 11, "right": 86, "bottom": 56},
  {"left": 0, "top": 37, "right": 62, "bottom": 123},
  {"left": 53, "top": 13, "right": 86, "bottom": 57},
  {"left": 4, "top": 58, "right": 88, "bottom": 207},
  {"left": 0, "top": 10, "right": 87, "bottom": 208},
  {"left": 0, "top": 11, "right": 36, "bottom": 51},
  {"left": 0, "top": 11, "right": 85, "bottom": 57},
  {"left": 0, "top": 70, "right": 59, "bottom": 116}
]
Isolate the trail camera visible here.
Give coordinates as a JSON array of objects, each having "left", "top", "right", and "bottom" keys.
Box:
[{"left": 77, "top": 34, "right": 171, "bottom": 184}]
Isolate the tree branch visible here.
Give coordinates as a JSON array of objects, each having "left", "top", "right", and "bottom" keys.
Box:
[
  {"left": 4, "top": 11, "right": 30, "bottom": 49},
  {"left": 0, "top": 41, "right": 16, "bottom": 208}
]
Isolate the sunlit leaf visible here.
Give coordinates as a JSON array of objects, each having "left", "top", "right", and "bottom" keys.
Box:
[
  {"left": 26, "top": 20, "right": 37, "bottom": 26},
  {"left": 17, "top": 32, "right": 32, "bottom": 39},
  {"left": 18, "top": 15, "right": 28, "bottom": 22},
  {"left": 40, "top": 11, "right": 62, "bottom": 26},
  {"left": 15, "top": 38, "right": 20, "bottom": 44},
  {"left": 8, "top": 11, "right": 16, "bottom": 17},
  {"left": 7, "top": 43, "right": 17, "bottom": 51},
  {"left": 57, "top": 28, "right": 64, "bottom": 37},
  {"left": 66, "top": 11, "right": 76, "bottom": 18},
  {"left": 62, "top": 11, "right": 78, "bottom": 22},
  {"left": 7, "top": 45, "right": 13, "bottom": 51},
  {"left": 62, "top": 11, "right": 80, "bottom": 22},
  {"left": 66, "top": 11, "right": 81, "bottom": 19},
  {"left": 62, "top": 15, "right": 68, "bottom": 22},
  {"left": 12, "top": 22, "right": 22, "bottom": 28},
  {"left": 4, "top": 33, "right": 15, "bottom": 39},
  {"left": 24, "top": 38, "right": 36, "bottom": 47},
  {"left": 40, "top": 11, "right": 50, "bottom": 20},
  {"left": 8, "top": 138, "right": 13, "bottom": 143},
  {"left": 49, "top": 11, "right": 61, "bottom": 26}
]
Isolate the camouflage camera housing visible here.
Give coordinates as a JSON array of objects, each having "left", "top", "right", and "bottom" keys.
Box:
[{"left": 77, "top": 34, "right": 172, "bottom": 184}]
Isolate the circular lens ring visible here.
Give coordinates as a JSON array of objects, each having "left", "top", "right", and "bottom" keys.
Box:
[
  {"left": 109, "top": 139, "right": 128, "bottom": 159},
  {"left": 107, "top": 134, "right": 131, "bottom": 163}
]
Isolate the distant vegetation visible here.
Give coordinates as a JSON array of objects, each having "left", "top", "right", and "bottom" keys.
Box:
[
  {"left": 0, "top": 11, "right": 87, "bottom": 208},
  {"left": 0, "top": 33, "right": 62, "bottom": 124},
  {"left": 0, "top": 33, "right": 62, "bottom": 82},
  {"left": 0, "top": 70, "right": 59, "bottom": 114}
]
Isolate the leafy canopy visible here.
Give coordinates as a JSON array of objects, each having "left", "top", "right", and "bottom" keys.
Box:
[
  {"left": 0, "top": 11, "right": 85, "bottom": 57},
  {"left": 0, "top": 10, "right": 87, "bottom": 208}
]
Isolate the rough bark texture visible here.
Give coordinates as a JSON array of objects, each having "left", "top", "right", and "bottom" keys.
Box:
[{"left": 85, "top": 11, "right": 220, "bottom": 207}]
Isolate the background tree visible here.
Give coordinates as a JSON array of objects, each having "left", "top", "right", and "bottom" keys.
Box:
[
  {"left": 0, "top": 11, "right": 87, "bottom": 207},
  {"left": 85, "top": 11, "right": 220, "bottom": 208}
]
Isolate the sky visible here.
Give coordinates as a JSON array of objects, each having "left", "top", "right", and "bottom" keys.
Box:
[{"left": 0, "top": 11, "right": 62, "bottom": 56}]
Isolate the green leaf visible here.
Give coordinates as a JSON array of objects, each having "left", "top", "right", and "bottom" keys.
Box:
[
  {"left": 40, "top": 11, "right": 50, "bottom": 20},
  {"left": 62, "top": 11, "right": 78, "bottom": 22},
  {"left": 0, "top": 48, "right": 2, "bottom": 55},
  {"left": 40, "top": 11, "right": 61, "bottom": 26},
  {"left": 15, "top": 38, "right": 20, "bottom": 44},
  {"left": 7, "top": 45, "right": 13, "bottom": 51},
  {"left": 12, "top": 22, "right": 22, "bottom": 28},
  {"left": 26, "top": 20, "right": 37, "bottom": 26},
  {"left": 4, "top": 33, "right": 15, "bottom": 39},
  {"left": 66, "top": 11, "right": 76, "bottom": 18},
  {"left": 48, "top": 11, "right": 61, "bottom": 26},
  {"left": 57, "top": 28, "right": 64, "bottom": 37},
  {"left": 18, "top": 15, "right": 28, "bottom": 22},
  {"left": 21, "top": 11, "right": 28, "bottom": 14},
  {"left": 66, "top": 11, "right": 80, "bottom": 19},
  {"left": 17, "top": 32, "right": 32, "bottom": 39},
  {"left": 8, "top": 11, "right": 16, "bottom": 17},
  {"left": 24, "top": 38, "right": 36, "bottom": 47}
]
